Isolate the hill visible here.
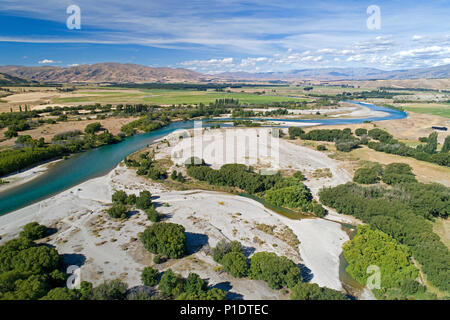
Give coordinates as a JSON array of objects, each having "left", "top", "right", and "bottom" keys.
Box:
[
  {"left": 0, "top": 63, "right": 205, "bottom": 84},
  {"left": 0, "top": 72, "right": 33, "bottom": 85},
  {"left": 216, "top": 65, "right": 450, "bottom": 81}
]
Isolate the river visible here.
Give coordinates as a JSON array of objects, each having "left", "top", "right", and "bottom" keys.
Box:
[{"left": 0, "top": 101, "right": 406, "bottom": 215}]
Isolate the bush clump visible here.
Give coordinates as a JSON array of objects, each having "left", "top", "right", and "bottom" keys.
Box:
[{"left": 140, "top": 222, "right": 186, "bottom": 259}]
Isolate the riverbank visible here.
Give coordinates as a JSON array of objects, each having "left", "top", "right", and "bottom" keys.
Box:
[
  {"left": 0, "top": 164, "right": 350, "bottom": 297},
  {"left": 0, "top": 159, "right": 61, "bottom": 192}
]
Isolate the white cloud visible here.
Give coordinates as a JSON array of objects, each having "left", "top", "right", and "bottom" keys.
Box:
[
  {"left": 412, "top": 35, "right": 423, "bottom": 41},
  {"left": 38, "top": 59, "right": 55, "bottom": 64}
]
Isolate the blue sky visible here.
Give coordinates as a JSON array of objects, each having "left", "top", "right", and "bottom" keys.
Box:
[{"left": 0, "top": 0, "right": 449, "bottom": 73}]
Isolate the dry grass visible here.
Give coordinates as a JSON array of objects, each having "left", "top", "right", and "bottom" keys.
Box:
[
  {"left": 312, "top": 168, "right": 333, "bottom": 179},
  {"left": 350, "top": 146, "right": 450, "bottom": 187},
  {"left": 0, "top": 117, "right": 139, "bottom": 147},
  {"left": 433, "top": 218, "right": 449, "bottom": 250},
  {"left": 255, "top": 223, "right": 300, "bottom": 249}
]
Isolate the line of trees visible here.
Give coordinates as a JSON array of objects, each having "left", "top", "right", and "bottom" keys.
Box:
[
  {"left": 186, "top": 162, "right": 325, "bottom": 216},
  {"left": 212, "top": 240, "right": 348, "bottom": 300},
  {"left": 343, "top": 225, "right": 426, "bottom": 299},
  {"left": 319, "top": 181, "right": 450, "bottom": 292}
]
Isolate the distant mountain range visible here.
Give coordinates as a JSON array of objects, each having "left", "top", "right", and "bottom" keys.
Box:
[
  {"left": 0, "top": 72, "right": 34, "bottom": 85},
  {"left": 215, "top": 65, "right": 450, "bottom": 81},
  {"left": 0, "top": 63, "right": 204, "bottom": 84},
  {"left": 0, "top": 63, "right": 448, "bottom": 83}
]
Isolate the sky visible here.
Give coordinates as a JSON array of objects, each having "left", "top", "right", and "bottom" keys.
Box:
[{"left": 0, "top": 0, "right": 449, "bottom": 74}]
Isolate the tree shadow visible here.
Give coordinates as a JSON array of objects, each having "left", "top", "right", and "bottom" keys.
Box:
[
  {"left": 126, "top": 285, "right": 158, "bottom": 300},
  {"left": 61, "top": 253, "right": 87, "bottom": 268},
  {"left": 241, "top": 245, "right": 255, "bottom": 257},
  {"left": 185, "top": 232, "right": 209, "bottom": 255},
  {"left": 226, "top": 291, "right": 244, "bottom": 300},
  {"left": 45, "top": 227, "right": 58, "bottom": 237},
  {"left": 126, "top": 210, "right": 139, "bottom": 218},
  {"left": 299, "top": 263, "right": 314, "bottom": 282},
  {"left": 211, "top": 281, "right": 244, "bottom": 300}
]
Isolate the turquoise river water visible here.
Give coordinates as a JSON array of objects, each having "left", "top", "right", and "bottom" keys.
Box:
[{"left": 0, "top": 101, "right": 406, "bottom": 215}]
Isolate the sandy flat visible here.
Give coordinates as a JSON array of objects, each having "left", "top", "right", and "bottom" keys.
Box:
[
  {"left": 0, "top": 162, "right": 351, "bottom": 295},
  {"left": 0, "top": 159, "right": 61, "bottom": 192}
]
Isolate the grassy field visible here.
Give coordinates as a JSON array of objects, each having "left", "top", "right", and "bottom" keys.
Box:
[
  {"left": 401, "top": 103, "right": 450, "bottom": 118},
  {"left": 51, "top": 89, "right": 309, "bottom": 105}
]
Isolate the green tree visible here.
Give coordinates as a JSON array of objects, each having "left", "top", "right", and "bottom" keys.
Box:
[
  {"left": 146, "top": 206, "right": 160, "bottom": 222},
  {"left": 112, "top": 190, "right": 128, "bottom": 204},
  {"left": 141, "top": 266, "right": 159, "bottom": 287},
  {"left": 249, "top": 252, "right": 301, "bottom": 289},
  {"left": 158, "top": 269, "right": 185, "bottom": 298},
  {"left": 290, "top": 282, "right": 348, "bottom": 300},
  {"left": 185, "top": 273, "right": 207, "bottom": 295},
  {"left": 265, "top": 185, "right": 312, "bottom": 209},
  {"left": 126, "top": 194, "right": 137, "bottom": 205},
  {"left": 107, "top": 204, "right": 128, "bottom": 219},
  {"left": 84, "top": 122, "right": 102, "bottom": 134},
  {"left": 40, "top": 287, "right": 80, "bottom": 300},
  {"left": 353, "top": 167, "right": 379, "bottom": 184},
  {"left": 12, "top": 246, "right": 60, "bottom": 274},
  {"left": 212, "top": 239, "right": 243, "bottom": 263},
  {"left": 343, "top": 225, "right": 418, "bottom": 289},
  {"left": 136, "top": 190, "right": 152, "bottom": 210},
  {"left": 423, "top": 132, "right": 438, "bottom": 154},
  {"left": 442, "top": 135, "right": 450, "bottom": 153},
  {"left": 91, "top": 279, "right": 128, "bottom": 300},
  {"left": 19, "top": 222, "right": 48, "bottom": 240},
  {"left": 221, "top": 252, "right": 248, "bottom": 278},
  {"left": 355, "top": 128, "right": 368, "bottom": 136},
  {"left": 140, "top": 222, "right": 186, "bottom": 259}
]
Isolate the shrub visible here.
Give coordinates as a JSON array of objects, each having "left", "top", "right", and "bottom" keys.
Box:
[
  {"left": 290, "top": 282, "right": 349, "bottom": 300},
  {"left": 353, "top": 167, "right": 379, "bottom": 184},
  {"left": 19, "top": 222, "right": 48, "bottom": 240},
  {"left": 265, "top": 185, "right": 312, "bottom": 209},
  {"left": 221, "top": 252, "right": 248, "bottom": 278},
  {"left": 153, "top": 254, "right": 164, "bottom": 264},
  {"left": 249, "top": 252, "right": 301, "bottom": 289},
  {"left": 84, "top": 122, "right": 102, "bottom": 134},
  {"left": 40, "top": 287, "right": 80, "bottom": 300},
  {"left": 158, "top": 269, "right": 185, "bottom": 297},
  {"left": 212, "top": 239, "right": 243, "bottom": 263},
  {"left": 368, "top": 128, "right": 392, "bottom": 142},
  {"left": 185, "top": 273, "right": 207, "bottom": 295},
  {"left": 126, "top": 194, "right": 136, "bottom": 205},
  {"left": 288, "top": 127, "right": 304, "bottom": 139},
  {"left": 293, "top": 171, "right": 305, "bottom": 181},
  {"left": 146, "top": 206, "right": 160, "bottom": 222},
  {"left": 140, "top": 222, "right": 186, "bottom": 259},
  {"left": 136, "top": 190, "right": 152, "bottom": 210},
  {"left": 141, "top": 267, "right": 159, "bottom": 287},
  {"left": 343, "top": 225, "right": 418, "bottom": 289},
  {"left": 112, "top": 190, "right": 127, "bottom": 204},
  {"left": 355, "top": 128, "right": 368, "bottom": 136},
  {"left": 107, "top": 204, "right": 127, "bottom": 219},
  {"left": 335, "top": 138, "right": 360, "bottom": 152},
  {"left": 316, "top": 144, "right": 327, "bottom": 151},
  {"left": 311, "top": 202, "right": 327, "bottom": 218},
  {"left": 91, "top": 279, "right": 128, "bottom": 300},
  {"left": 381, "top": 163, "right": 416, "bottom": 185},
  {"left": 147, "top": 167, "right": 167, "bottom": 180}
]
